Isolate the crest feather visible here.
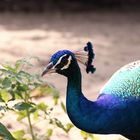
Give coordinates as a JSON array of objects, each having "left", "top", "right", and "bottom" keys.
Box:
[{"left": 75, "top": 42, "right": 96, "bottom": 74}]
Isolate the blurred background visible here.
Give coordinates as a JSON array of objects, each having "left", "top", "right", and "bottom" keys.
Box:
[
  {"left": 0, "top": 0, "right": 140, "bottom": 12},
  {"left": 0, "top": 1, "right": 140, "bottom": 140}
]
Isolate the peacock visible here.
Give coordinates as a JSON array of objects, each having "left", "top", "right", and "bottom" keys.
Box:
[{"left": 42, "top": 42, "right": 140, "bottom": 140}]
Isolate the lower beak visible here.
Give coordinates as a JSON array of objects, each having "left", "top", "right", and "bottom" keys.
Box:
[{"left": 41, "top": 62, "right": 56, "bottom": 76}]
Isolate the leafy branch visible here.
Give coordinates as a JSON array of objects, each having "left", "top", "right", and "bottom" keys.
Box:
[
  {"left": 0, "top": 58, "right": 97, "bottom": 140},
  {"left": 0, "top": 58, "right": 73, "bottom": 140}
]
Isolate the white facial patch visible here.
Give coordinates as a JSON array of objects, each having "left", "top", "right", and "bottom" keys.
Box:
[
  {"left": 53, "top": 54, "right": 72, "bottom": 70},
  {"left": 61, "top": 55, "right": 72, "bottom": 70},
  {"left": 53, "top": 54, "right": 67, "bottom": 68}
]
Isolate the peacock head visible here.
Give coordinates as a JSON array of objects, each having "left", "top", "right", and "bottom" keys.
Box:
[{"left": 41, "top": 42, "right": 96, "bottom": 77}]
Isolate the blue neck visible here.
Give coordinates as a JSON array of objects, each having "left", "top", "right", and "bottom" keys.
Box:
[
  {"left": 66, "top": 70, "right": 140, "bottom": 134},
  {"left": 65, "top": 65, "right": 130, "bottom": 134},
  {"left": 66, "top": 67, "right": 100, "bottom": 133},
  {"left": 65, "top": 63, "right": 140, "bottom": 136}
]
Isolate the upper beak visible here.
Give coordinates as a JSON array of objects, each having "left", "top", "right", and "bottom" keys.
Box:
[{"left": 41, "top": 62, "right": 55, "bottom": 76}]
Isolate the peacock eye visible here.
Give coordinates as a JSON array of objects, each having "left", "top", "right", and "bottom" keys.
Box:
[
  {"left": 55, "top": 55, "right": 69, "bottom": 69},
  {"left": 61, "top": 58, "right": 68, "bottom": 65}
]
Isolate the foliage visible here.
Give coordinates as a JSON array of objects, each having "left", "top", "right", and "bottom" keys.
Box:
[
  {"left": 81, "top": 131, "right": 99, "bottom": 140},
  {"left": 0, "top": 122, "right": 15, "bottom": 140},
  {"left": 0, "top": 58, "right": 97, "bottom": 140}
]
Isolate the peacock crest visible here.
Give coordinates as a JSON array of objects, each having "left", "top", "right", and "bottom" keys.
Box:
[{"left": 75, "top": 42, "right": 96, "bottom": 73}]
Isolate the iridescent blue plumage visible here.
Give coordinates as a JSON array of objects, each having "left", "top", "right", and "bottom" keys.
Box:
[
  {"left": 42, "top": 42, "right": 140, "bottom": 140},
  {"left": 50, "top": 50, "right": 74, "bottom": 65}
]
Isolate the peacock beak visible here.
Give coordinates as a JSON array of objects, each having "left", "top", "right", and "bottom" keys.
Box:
[{"left": 41, "top": 62, "right": 56, "bottom": 76}]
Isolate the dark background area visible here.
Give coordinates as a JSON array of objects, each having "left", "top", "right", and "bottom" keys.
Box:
[
  {"left": 0, "top": 0, "right": 139, "bottom": 12},
  {"left": 0, "top": 1, "right": 140, "bottom": 140}
]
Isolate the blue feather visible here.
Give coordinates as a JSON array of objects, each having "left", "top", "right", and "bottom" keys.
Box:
[{"left": 42, "top": 43, "right": 140, "bottom": 140}]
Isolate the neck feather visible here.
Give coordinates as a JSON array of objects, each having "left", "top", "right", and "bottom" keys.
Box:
[
  {"left": 66, "top": 66, "right": 100, "bottom": 133},
  {"left": 65, "top": 62, "right": 138, "bottom": 135}
]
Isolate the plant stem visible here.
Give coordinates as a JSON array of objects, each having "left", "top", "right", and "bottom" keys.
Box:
[
  {"left": 24, "top": 92, "right": 35, "bottom": 140},
  {"left": 26, "top": 109, "right": 35, "bottom": 140}
]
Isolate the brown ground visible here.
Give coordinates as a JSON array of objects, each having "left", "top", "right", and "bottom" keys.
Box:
[{"left": 0, "top": 11, "right": 140, "bottom": 140}]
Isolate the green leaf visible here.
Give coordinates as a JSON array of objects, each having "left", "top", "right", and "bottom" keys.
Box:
[
  {"left": 14, "top": 102, "right": 33, "bottom": 111},
  {"left": 17, "top": 84, "right": 29, "bottom": 92},
  {"left": 12, "top": 130, "right": 25, "bottom": 140},
  {"left": 0, "top": 90, "right": 11, "bottom": 102},
  {"left": 37, "top": 102, "right": 48, "bottom": 112},
  {"left": 0, "top": 105, "right": 7, "bottom": 111},
  {"left": 2, "top": 78, "right": 12, "bottom": 88},
  {"left": 80, "top": 131, "right": 88, "bottom": 140},
  {"left": 33, "top": 110, "right": 39, "bottom": 121},
  {"left": 52, "top": 89, "right": 59, "bottom": 99},
  {"left": 54, "top": 118, "right": 66, "bottom": 132},
  {"left": 60, "top": 101, "right": 66, "bottom": 113},
  {"left": 65, "top": 123, "right": 74, "bottom": 133},
  {"left": 16, "top": 110, "right": 27, "bottom": 121},
  {"left": 80, "top": 131, "right": 97, "bottom": 140},
  {"left": 40, "top": 85, "right": 60, "bottom": 102},
  {"left": 89, "top": 134, "right": 95, "bottom": 140},
  {"left": 17, "top": 71, "right": 32, "bottom": 79},
  {"left": 2, "top": 64, "right": 16, "bottom": 73},
  {"left": 52, "top": 97, "right": 58, "bottom": 105},
  {"left": 0, "top": 122, "right": 16, "bottom": 140},
  {"left": 46, "top": 128, "right": 53, "bottom": 138}
]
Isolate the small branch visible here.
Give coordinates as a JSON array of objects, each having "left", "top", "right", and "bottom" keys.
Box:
[
  {"left": 24, "top": 92, "right": 35, "bottom": 140},
  {"left": 26, "top": 109, "right": 35, "bottom": 140}
]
